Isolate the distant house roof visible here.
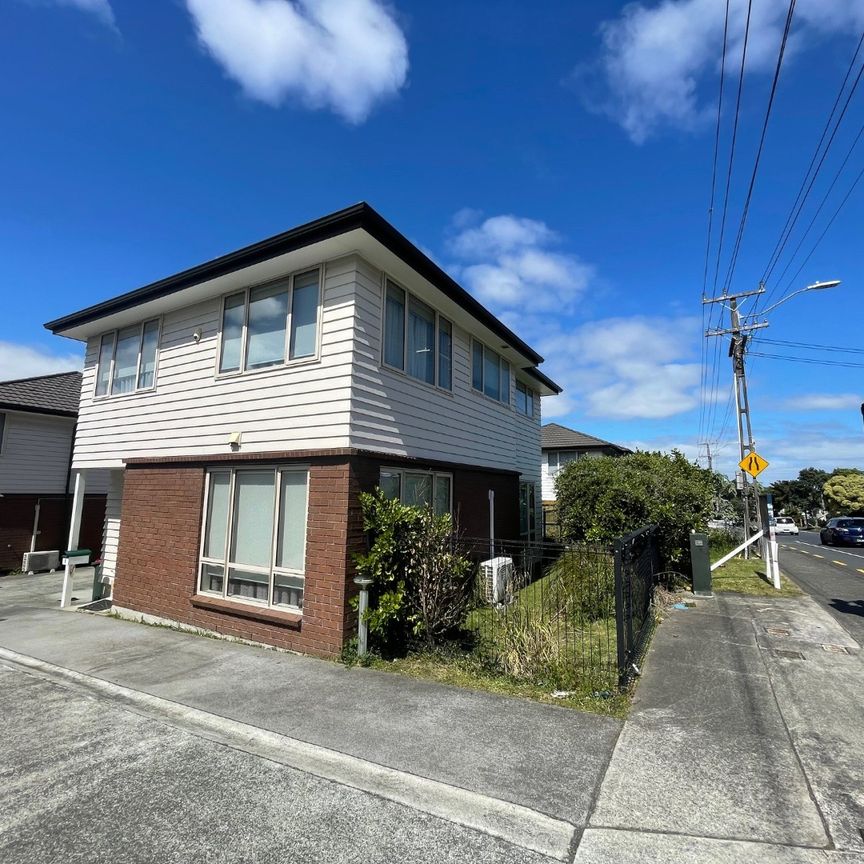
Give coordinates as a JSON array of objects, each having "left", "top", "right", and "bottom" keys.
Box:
[
  {"left": 541, "top": 422, "right": 631, "bottom": 454},
  {"left": 0, "top": 371, "right": 82, "bottom": 417}
]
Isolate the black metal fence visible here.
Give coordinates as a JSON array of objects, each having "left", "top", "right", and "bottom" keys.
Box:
[
  {"left": 457, "top": 529, "right": 658, "bottom": 693},
  {"left": 613, "top": 525, "right": 660, "bottom": 686}
]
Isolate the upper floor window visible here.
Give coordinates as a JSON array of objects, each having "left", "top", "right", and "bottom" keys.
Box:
[
  {"left": 383, "top": 279, "right": 452, "bottom": 390},
  {"left": 516, "top": 381, "right": 535, "bottom": 417},
  {"left": 0, "top": 412, "right": 5, "bottom": 455},
  {"left": 547, "top": 450, "right": 580, "bottom": 476},
  {"left": 219, "top": 269, "right": 320, "bottom": 375},
  {"left": 379, "top": 468, "right": 452, "bottom": 516},
  {"left": 471, "top": 340, "right": 510, "bottom": 404},
  {"left": 95, "top": 319, "right": 160, "bottom": 397}
]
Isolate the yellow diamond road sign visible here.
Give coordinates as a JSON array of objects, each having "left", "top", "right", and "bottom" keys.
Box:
[{"left": 739, "top": 452, "right": 769, "bottom": 478}]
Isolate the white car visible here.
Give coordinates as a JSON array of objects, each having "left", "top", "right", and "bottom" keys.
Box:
[{"left": 774, "top": 517, "right": 799, "bottom": 536}]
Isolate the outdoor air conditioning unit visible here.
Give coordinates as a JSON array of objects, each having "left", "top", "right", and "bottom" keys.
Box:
[
  {"left": 480, "top": 556, "right": 514, "bottom": 606},
  {"left": 22, "top": 550, "right": 60, "bottom": 575}
]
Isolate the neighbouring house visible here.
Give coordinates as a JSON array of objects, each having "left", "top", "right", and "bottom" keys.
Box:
[
  {"left": 541, "top": 422, "right": 630, "bottom": 504},
  {"left": 0, "top": 371, "right": 108, "bottom": 572},
  {"left": 45, "top": 203, "right": 561, "bottom": 657}
]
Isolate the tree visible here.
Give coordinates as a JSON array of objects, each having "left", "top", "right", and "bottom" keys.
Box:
[
  {"left": 768, "top": 467, "right": 829, "bottom": 525},
  {"left": 823, "top": 470, "right": 864, "bottom": 516},
  {"left": 555, "top": 450, "right": 715, "bottom": 572}
]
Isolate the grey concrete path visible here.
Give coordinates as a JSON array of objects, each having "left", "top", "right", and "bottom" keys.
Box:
[
  {"left": 0, "top": 570, "right": 621, "bottom": 861},
  {"left": 577, "top": 591, "right": 864, "bottom": 863}
]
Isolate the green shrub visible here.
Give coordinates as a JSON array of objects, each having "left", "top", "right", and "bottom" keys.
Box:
[{"left": 353, "top": 490, "right": 474, "bottom": 654}]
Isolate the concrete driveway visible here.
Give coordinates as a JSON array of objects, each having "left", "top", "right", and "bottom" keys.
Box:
[{"left": 0, "top": 571, "right": 622, "bottom": 863}]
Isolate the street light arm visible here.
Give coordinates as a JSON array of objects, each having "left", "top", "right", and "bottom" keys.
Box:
[{"left": 740, "top": 280, "right": 841, "bottom": 318}]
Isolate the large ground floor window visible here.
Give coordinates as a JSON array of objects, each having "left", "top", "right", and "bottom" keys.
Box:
[
  {"left": 198, "top": 466, "right": 308, "bottom": 612},
  {"left": 379, "top": 468, "right": 452, "bottom": 517}
]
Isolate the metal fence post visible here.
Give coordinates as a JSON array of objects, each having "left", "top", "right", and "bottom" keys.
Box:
[
  {"left": 354, "top": 576, "right": 373, "bottom": 657},
  {"left": 613, "top": 539, "right": 627, "bottom": 687}
]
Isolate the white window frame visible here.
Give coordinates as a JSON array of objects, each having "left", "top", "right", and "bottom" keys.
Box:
[
  {"left": 0, "top": 412, "right": 6, "bottom": 456},
  {"left": 471, "top": 339, "right": 511, "bottom": 406},
  {"left": 215, "top": 268, "right": 323, "bottom": 378},
  {"left": 516, "top": 380, "right": 535, "bottom": 417},
  {"left": 197, "top": 465, "right": 309, "bottom": 613},
  {"left": 378, "top": 467, "right": 453, "bottom": 515},
  {"left": 380, "top": 276, "right": 453, "bottom": 392},
  {"left": 547, "top": 450, "right": 581, "bottom": 477},
  {"left": 93, "top": 318, "right": 162, "bottom": 399}
]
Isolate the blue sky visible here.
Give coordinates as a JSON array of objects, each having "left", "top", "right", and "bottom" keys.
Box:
[{"left": 1, "top": 0, "right": 862, "bottom": 482}]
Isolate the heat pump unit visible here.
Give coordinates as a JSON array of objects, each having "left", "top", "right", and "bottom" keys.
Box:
[
  {"left": 480, "top": 556, "right": 514, "bottom": 605},
  {"left": 22, "top": 550, "right": 60, "bottom": 574}
]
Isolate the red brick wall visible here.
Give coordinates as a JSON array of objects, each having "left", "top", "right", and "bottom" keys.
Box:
[{"left": 112, "top": 460, "right": 353, "bottom": 658}]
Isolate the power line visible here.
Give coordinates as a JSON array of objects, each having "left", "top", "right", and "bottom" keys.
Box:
[
  {"left": 768, "top": 118, "right": 864, "bottom": 290},
  {"left": 748, "top": 351, "right": 864, "bottom": 369},
  {"left": 778, "top": 161, "right": 864, "bottom": 294},
  {"left": 698, "top": 0, "right": 731, "bottom": 445},
  {"left": 758, "top": 29, "right": 864, "bottom": 293},
  {"left": 757, "top": 337, "right": 864, "bottom": 355},
  {"left": 703, "top": 0, "right": 753, "bottom": 446},
  {"left": 720, "top": 0, "right": 797, "bottom": 297},
  {"left": 710, "top": 0, "right": 753, "bottom": 299}
]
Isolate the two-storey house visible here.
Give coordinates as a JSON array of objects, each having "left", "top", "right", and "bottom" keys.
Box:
[
  {"left": 46, "top": 204, "right": 561, "bottom": 657},
  {"left": 0, "top": 371, "right": 107, "bottom": 571}
]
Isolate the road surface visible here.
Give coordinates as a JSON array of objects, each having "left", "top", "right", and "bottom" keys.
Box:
[{"left": 778, "top": 529, "right": 864, "bottom": 646}]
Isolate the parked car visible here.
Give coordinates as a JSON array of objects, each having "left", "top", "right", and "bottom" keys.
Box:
[
  {"left": 820, "top": 518, "right": 864, "bottom": 547},
  {"left": 774, "top": 516, "right": 799, "bottom": 536}
]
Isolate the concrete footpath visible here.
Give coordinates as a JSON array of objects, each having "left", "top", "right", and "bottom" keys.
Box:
[
  {"left": 577, "top": 591, "right": 864, "bottom": 862},
  {"left": 2, "top": 570, "right": 863, "bottom": 862}
]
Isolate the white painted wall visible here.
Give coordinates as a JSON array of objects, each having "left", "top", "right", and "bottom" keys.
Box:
[
  {"left": 100, "top": 470, "right": 124, "bottom": 582},
  {"left": 72, "top": 257, "right": 359, "bottom": 468},
  {"left": 0, "top": 411, "right": 74, "bottom": 495},
  {"left": 541, "top": 453, "right": 557, "bottom": 503},
  {"left": 69, "top": 254, "right": 546, "bottom": 530},
  {"left": 349, "top": 257, "right": 543, "bottom": 524}
]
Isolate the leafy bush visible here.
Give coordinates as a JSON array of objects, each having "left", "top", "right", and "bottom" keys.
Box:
[
  {"left": 556, "top": 450, "right": 714, "bottom": 572},
  {"left": 353, "top": 490, "right": 474, "bottom": 654},
  {"left": 823, "top": 470, "right": 864, "bottom": 516}
]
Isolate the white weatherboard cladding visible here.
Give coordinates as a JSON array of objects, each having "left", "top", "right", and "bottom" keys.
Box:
[
  {"left": 72, "top": 259, "right": 358, "bottom": 468},
  {"left": 348, "top": 257, "right": 542, "bottom": 504},
  {"left": 0, "top": 412, "right": 74, "bottom": 495},
  {"left": 70, "top": 253, "right": 546, "bottom": 535},
  {"left": 99, "top": 470, "right": 124, "bottom": 580},
  {"left": 541, "top": 454, "right": 556, "bottom": 502}
]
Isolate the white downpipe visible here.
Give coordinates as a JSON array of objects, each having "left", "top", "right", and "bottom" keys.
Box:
[
  {"left": 488, "top": 490, "right": 495, "bottom": 560},
  {"left": 710, "top": 529, "right": 764, "bottom": 571},
  {"left": 60, "top": 470, "right": 86, "bottom": 608}
]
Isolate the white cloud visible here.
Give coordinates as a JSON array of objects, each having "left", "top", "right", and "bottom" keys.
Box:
[
  {"left": 786, "top": 393, "right": 862, "bottom": 411},
  {"left": 447, "top": 213, "right": 593, "bottom": 314},
  {"left": 184, "top": 0, "right": 409, "bottom": 123},
  {"left": 45, "top": 0, "right": 117, "bottom": 28},
  {"left": 589, "top": 0, "right": 864, "bottom": 143},
  {"left": 538, "top": 316, "right": 702, "bottom": 420},
  {"left": 0, "top": 342, "right": 83, "bottom": 382}
]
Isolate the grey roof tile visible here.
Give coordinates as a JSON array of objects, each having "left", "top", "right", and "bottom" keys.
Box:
[
  {"left": 541, "top": 422, "right": 630, "bottom": 453},
  {"left": 0, "top": 371, "right": 82, "bottom": 416}
]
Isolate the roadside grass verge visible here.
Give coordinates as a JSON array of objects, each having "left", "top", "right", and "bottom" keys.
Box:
[
  {"left": 362, "top": 648, "right": 630, "bottom": 718},
  {"left": 711, "top": 555, "right": 802, "bottom": 597},
  {"left": 354, "top": 553, "right": 634, "bottom": 719}
]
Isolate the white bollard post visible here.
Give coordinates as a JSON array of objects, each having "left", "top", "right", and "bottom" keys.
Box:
[
  {"left": 770, "top": 540, "right": 781, "bottom": 591},
  {"left": 354, "top": 576, "right": 373, "bottom": 657}
]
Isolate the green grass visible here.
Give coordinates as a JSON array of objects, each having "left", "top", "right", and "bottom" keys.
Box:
[
  {"left": 711, "top": 555, "right": 802, "bottom": 597},
  {"left": 363, "top": 647, "right": 630, "bottom": 718}
]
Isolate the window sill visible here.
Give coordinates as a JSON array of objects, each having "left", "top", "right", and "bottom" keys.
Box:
[
  {"left": 214, "top": 354, "right": 321, "bottom": 381},
  {"left": 379, "top": 361, "right": 454, "bottom": 397},
  {"left": 92, "top": 386, "right": 157, "bottom": 403},
  {"left": 192, "top": 595, "right": 302, "bottom": 627}
]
